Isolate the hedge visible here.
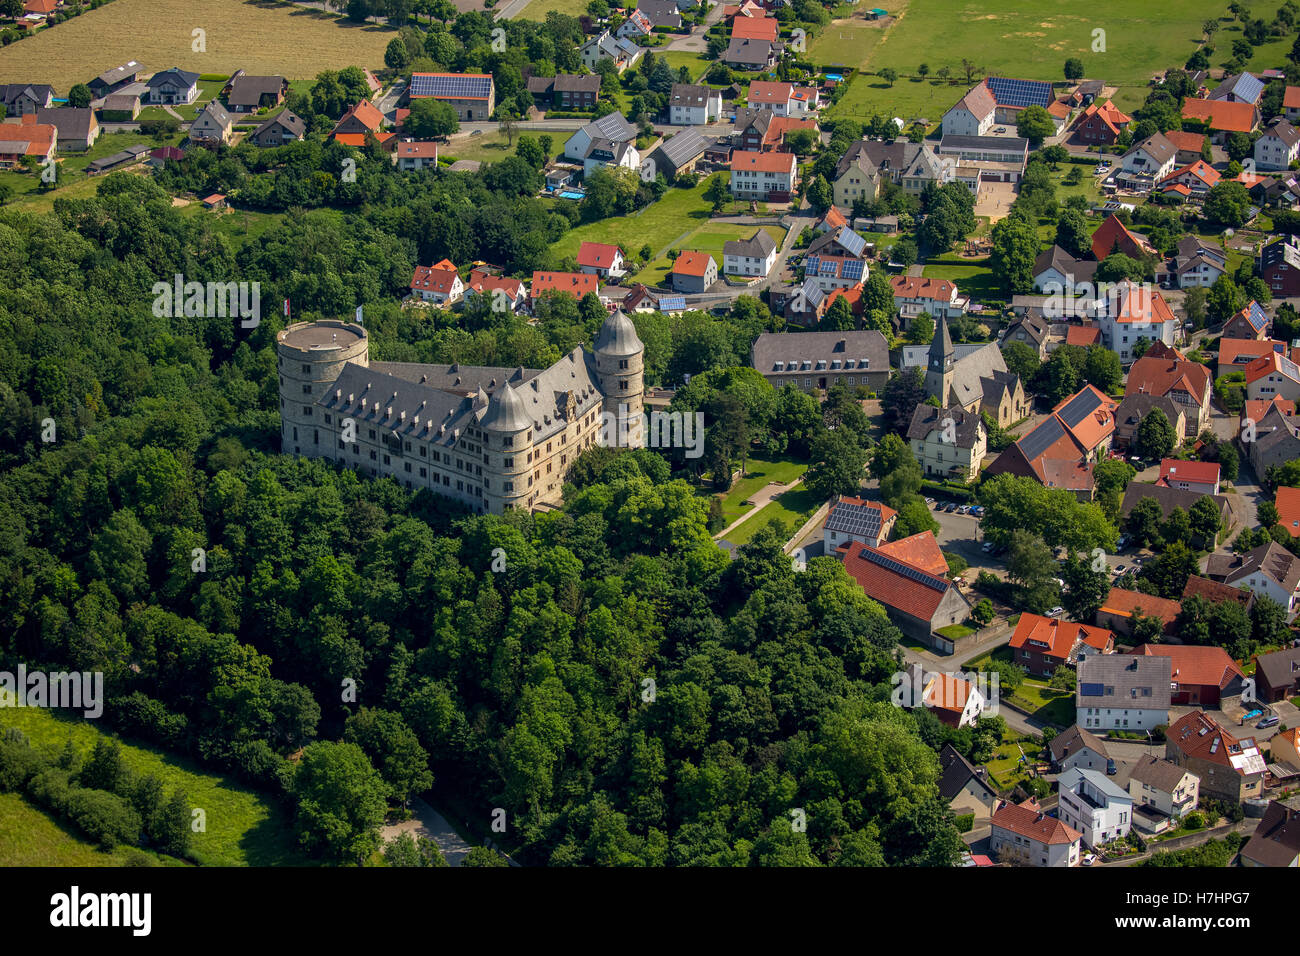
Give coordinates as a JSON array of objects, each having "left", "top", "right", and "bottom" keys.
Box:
[
  {"left": 955, "top": 813, "right": 975, "bottom": 833},
  {"left": 920, "top": 479, "right": 976, "bottom": 502}
]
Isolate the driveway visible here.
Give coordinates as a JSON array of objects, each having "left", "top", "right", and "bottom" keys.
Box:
[{"left": 380, "top": 797, "right": 474, "bottom": 866}]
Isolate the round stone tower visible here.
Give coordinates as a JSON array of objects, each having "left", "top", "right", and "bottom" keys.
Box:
[
  {"left": 593, "top": 308, "right": 645, "bottom": 448},
  {"left": 275, "top": 320, "right": 368, "bottom": 457},
  {"left": 480, "top": 380, "right": 535, "bottom": 513}
]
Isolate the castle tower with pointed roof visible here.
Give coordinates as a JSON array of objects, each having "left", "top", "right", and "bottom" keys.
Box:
[{"left": 593, "top": 308, "right": 646, "bottom": 447}]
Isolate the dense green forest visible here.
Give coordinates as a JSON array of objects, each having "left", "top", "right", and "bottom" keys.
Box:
[{"left": 0, "top": 127, "right": 987, "bottom": 866}]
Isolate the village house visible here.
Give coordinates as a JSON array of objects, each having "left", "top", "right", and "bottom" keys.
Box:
[
  {"left": 723, "top": 37, "right": 780, "bottom": 71},
  {"left": 989, "top": 797, "right": 1082, "bottom": 867},
  {"left": 1223, "top": 299, "right": 1272, "bottom": 340},
  {"left": 1159, "top": 235, "right": 1227, "bottom": 289},
  {"left": 88, "top": 61, "right": 141, "bottom": 98},
  {"left": 564, "top": 112, "right": 637, "bottom": 164},
  {"left": 409, "top": 259, "right": 463, "bottom": 306},
  {"left": 394, "top": 140, "right": 439, "bottom": 171},
  {"left": 1112, "top": 393, "right": 1185, "bottom": 450},
  {"left": 1032, "top": 244, "right": 1099, "bottom": 296},
  {"left": 226, "top": 75, "right": 287, "bottom": 113},
  {"left": 527, "top": 73, "right": 601, "bottom": 112},
  {"left": 463, "top": 269, "right": 527, "bottom": 314},
  {"left": 1123, "top": 344, "right": 1210, "bottom": 436},
  {"left": 729, "top": 149, "right": 797, "bottom": 202},
  {"left": 408, "top": 73, "right": 495, "bottom": 122},
  {"left": 1134, "top": 644, "right": 1244, "bottom": 708},
  {"left": 889, "top": 276, "right": 968, "bottom": 325},
  {"left": 1181, "top": 97, "right": 1259, "bottom": 142},
  {"left": 984, "top": 384, "right": 1115, "bottom": 499},
  {"left": 1240, "top": 801, "right": 1300, "bottom": 867},
  {"left": 1094, "top": 587, "right": 1180, "bottom": 638},
  {"left": 189, "top": 100, "right": 233, "bottom": 148},
  {"left": 580, "top": 31, "right": 645, "bottom": 73},
  {"left": 1243, "top": 396, "right": 1300, "bottom": 476},
  {"left": 896, "top": 663, "right": 985, "bottom": 729},
  {"left": 530, "top": 271, "right": 599, "bottom": 308},
  {"left": 1099, "top": 284, "right": 1181, "bottom": 366},
  {"left": 1058, "top": 768, "right": 1133, "bottom": 849},
  {"left": 0, "top": 114, "right": 56, "bottom": 168},
  {"left": 1073, "top": 99, "right": 1131, "bottom": 144},
  {"left": 1165, "top": 711, "right": 1265, "bottom": 804},
  {"left": 1164, "top": 128, "right": 1210, "bottom": 165},
  {"left": 1127, "top": 755, "right": 1200, "bottom": 834},
  {"left": 1050, "top": 725, "right": 1110, "bottom": 774},
  {"left": 331, "top": 100, "right": 387, "bottom": 146},
  {"left": 250, "top": 110, "right": 306, "bottom": 148},
  {"left": 146, "top": 68, "right": 199, "bottom": 105},
  {"left": 0, "top": 83, "right": 55, "bottom": 116},
  {"left": 1116, "top": 133, "right": 1177, "bottom": 190},
  {"left": 1157, "top": 458, "right": 1220, "bottom": 494},
  {"left": 1261, "top": 235, "right": 1300, "bottom": 297},
  {"left": 1000, "top": 313, "right": 1051, "bottom": 358},
  {"left": 1254, "top": 644, "right": 1300, "bottom": 703},
  {"left": 723, "top": 229, "right": 778, "bottom": 278},
  {"left": 938, "top": 744, "right": 998, "bottom": 821},
  {"left": 1157, "top": 159, "right": 1220, "bottom": 201},
  {"left": 749, "top": 329, "right": 890, "bottom": 394},
  {"left": 32, "top": 107, "right": 98, "bottom": 151},
  {"left": 906, "top": 404, "right": 986, "bottom": 482},
  {"left": 1256, "top": 118, "right": 1300, "bottom": 171},
  {"left": 1008, "top": 613, "right": 1114, "bottom": 679},
  {"left": 576, "top": 242, "right": 626, "bottom": 279},
  {"left": 1076, "top": 654, "right": 1172, "bottom": 733},
  {"left": 668, "top": 83, "right": 722, "bottom": 125},
  {"left": 645, "top": 127, "right": 709, "bottom": 179},
  {"left": 1246, "top": 349, "right": 1300, "bottom": 403},
  {"left": 668, "top": 251, "right": 717, "bottom": 294},
  {"left": 821, "top": 495, "right": 896, "bottom": 552},
  {"left": 99, "top": 92, "right": 142, "bottom": 122},
  {"left": 1205, "top": 540, "right": 1300, "bottom": 618},
  {"left": 1090, "top": 214, "right": 1155, "bottom": 262}
]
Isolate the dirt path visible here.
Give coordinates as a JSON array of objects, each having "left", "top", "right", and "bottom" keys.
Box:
[
  {"left": 380, "top": 796, "right": 474, "bottom": 866},
  {"left": 713, "top": 477, "right": 803, "bottom": 540}
]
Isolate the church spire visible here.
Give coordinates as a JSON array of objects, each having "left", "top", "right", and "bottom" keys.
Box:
[{"left": 929, "top": 313, "right": 954, "bottom": 369}]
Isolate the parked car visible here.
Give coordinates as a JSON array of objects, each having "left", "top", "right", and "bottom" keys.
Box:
[
  {"left": 1048, "top": 606, "right": 1064, "bottom": 617},
  {"left": 924, "top": 497, "right": 936, "bottom": 507},
  {"left": 1106, "top": 758, "right": 1117, "bottom": 775},
  {"left": 1258, "top": 714, "right": 1280, "bottom": 729},
  {"left": 944, "top": 502, "right": 958, "bottom": 512},
  {"left": 1113, "top": 564, "right": 1126, "bottom": 575},
  {"left": 957, "top": 505, "right": 971, "bottom": 515},
  {"left": 982, "top": 541, "right": 996, "bottom": 553},
  {"left": 970, "top": 506, "right": 984, "bottom": 516},
  {"left": 1082, "top": 853, "right": 1097, "bottom": 866},
  {"left": 1116, "top": 535, "right": 1129, "bottom": 550}
]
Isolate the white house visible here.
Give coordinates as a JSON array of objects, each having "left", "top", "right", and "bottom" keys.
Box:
[
  {"left": 1127, "top": 755, "right": 1199, "bottom": 829},
  {"left": 1256, "top": 119, "right": 1300, "bottom": 171},
  {"left": 990, "top": 798, "right": 1082, "bottom": 867},
  {"left": 1057, "top": 768, "right": 1133, "bottom": 849},
  {"left": 723, "top": 229, "right": 779, "bottom": 277},
  {"left": 1097, "top": 284, "right": 1180, "bottom": 364},
  {"left": 564, "top": 111, "right": 637, "bottom": 163},
  {"left": 1049, "top": 725, "right": 1111, "bottom": 774},
  {"left": 889, "top": 275, "right": 968, "bottom": 322},
  {"left": 1116, "top": 133, "right": 1177, "bottom": 189},
  {"left": 576, "top": 241, "right": 626, "bottom": 279},
  {"left": 821, "top": 495, "right": 896, "bottom": 553},
  {"left": 409, "top": 259, "right": 463, "bottom": 306},
  {"left": 668, "top": 83, "right": 723, "bottom": 126},
  {"left": 1076, "top": 654, "right": 1172, "bottom": 733},
  {"left": 615, "top": 9, "right": 653, "bottom": 39},
  {"left": 394, "top": 140, "right": 439, "bottom": 171},
  {"left": 942, "top": 83, "right": 996, "bottom": 137},
  {"left": 1217, "top": 541, "right": 1300, "bottom": 617},
  {"left": 1158, "top": 458, "right": 1220, "bottom": 495},
  {"left": 583, "top": 138, "right": 639, "bottom": 178},
  {"left": 580, "top": 31, "right": 645, "bottom": 73},
  {"left": 729, "top": 150, "right": 797, "bottom": 200},
  {"left": 1245, "top": 349, "right": 1300, "bottom": 402}
]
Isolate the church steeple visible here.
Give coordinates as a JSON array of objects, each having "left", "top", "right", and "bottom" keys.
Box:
[{"left": 924, "top": 314, "right": 955, "bottom": 405}]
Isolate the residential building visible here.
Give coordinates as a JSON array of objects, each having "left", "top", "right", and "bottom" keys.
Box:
[
  {"left": 99, "top": 92, "right": 142, "bottom": 122},
  {"left": 1076, "top": 653, "right": 1172, "bottom": 732},
  {"left": 1223, "top": 299, "right": 1272, "bottom": 340},
  {"left": 226, "top": 75, "right": 286, "bottom": 113},
  {"left": 189, "top": 100, "right": 233, "bottom": 148},
  {"left": 723, "top": 37, "right": 779, "bottom": 71},
  {"left": 803, "top": 252, "right": 867, "bottom": 293},
  {"left": 645, "top": 126, "right": 709, "bottom": 178},
  {"left": 749, "top": 329, "right": 890, "bottom": 393},
  {"left": 615, "top": 8, "right": 653, "bottom": 39},
  {"left": 250, "top": 110, "right": 306, "bottom": 148},
  {"left": 1206, "top": 540, "right": 1300, "bottom": 617},
  {"left": 906, "top": 404, "right": 987, "bottom": 482},
  {"left": 1032, "top": 244, "right": 1099, "bottom": 296},
  {"left": 1254, "top": 644, "right": 1300, "bottom": 703},
  {"left": 580, "top": 31, "right": 645, "bottom": 72},
  {"left": 1181, "top": 97, "right": 1259, "bottom": 140},
  {"left": 409, "top": 259, "right": 464, "bottom": 306},
  {"left": 1182, "top": 574, "right": 1256, "bottom": 613},
  {"left": 889, "top": 276, "right": 968, "bottom": 325},
  {"left": 275, "top": 312, "right": 643, "bottom": 515},
  {"left": 0, "top": 83, "right": 55, "bottom": 116},
  {"left": 1288, "top": 84, "right": 1300, "bottom": 123},
  {"left": 1134, "top": 644, "right": 1244, "bottom": 708},
  {"left": 1095, "top": 587, "right": 1180, "bottom": 638},
  {"left": 668, "top": 251, "right": 717, "bottom": 293},
  {"left": 463, "top": 270, "right": 527, "bottom": 314},
  {"left": 723, "top": 229, "right": 778, "bottom": 277},
  {"left": 527, "top": 74, "right": 601, "bottom": 111},
  {"left": 728, "top": 149, "right": 797, "bottom": 201},
  {"left": 1050, "top": 725, "right": 1111, "bottom": 773},
  {"left": 1008, "top": 613, "right": 1114, "bottom": 679},
  {"left": 408, "top": 73, "right": 495, "bottom": 121},
  {"left": 1157, "top": 159, "right": 1220, "bottom": 199},
  {"left": 984, "top": 385, "right": 1116, "bottom": 498},
  {"left": 1159, "top": 235, "right": 1226, "bottom": 289},
  {"left": 1243, "top": 396, "right": 1300, "bottom": 476},
  {"left": 146, "top": 68, "right": 199, "bottom": 105},
  {"left": 32, "top": 107, "right": 98, "bottom": 151},
  {"left": 331, "top": 100, "right": 387, "bottom": 146},
  {"left": 1090, "top": 214, "right": 1155, "bottom": 262},
  {"left": 1164, "top": 128, "right": 1210, "bottom": 164},
  {"left": 564, "top": 112, "right": 637, "bottom": 163},
  {"left": 1261, "top": 236, "right": 1300, "bottom": 297},
  {"left": 530, "top": 271, "right": 599, "bottom": 307},
  {"left": 822, "top": 495, "right": 896, "bottom": 552},
  {"left": 942, "top": 81, "right": 997, "bottom": 137},
  {"left": 989, "top": 798, "right": 1082, "bottom": 867},
  {"left": 1120, "top": 482, "right": 1233, "bottom": 532},
  {"left": 1165, "top": 710, "right": 1265, "bottom": 804},
  {"left": 1123, "top": 346, "right": 1211, "bottom": 436},
  {"left": 730, "top": 12, "right": 779, "bottom": 42},
  {"left": 923, "top": 316, "right": 1030, "bottom": 428},
  {"left": 1058, "top": 767, "right": 1133, "bottom": 849},
  {"left": 576, "top": 242, "right": 625, "bottom": 279},
  {"left": 1246, "top": 348, "right": 1300, "bottom": 404},
  {"left": 1256, "top": 118, "right": 1300, "bottom": 171},
  {"left": 897, "top": 663, "right": 985, "bottom": 728},
  {"left": 582, "top": 136, "right": 639, "bottom": 177},
  {"left": 1158, "top": 458, "right": 1220, "bottom": 495},
  {"left": 636, "top": 0, "right": 682, "bottom": 29},
  {"left": 1074, "top": 99, "right": 1131, "bottom": 144},
  {"left": 938, "top": 743, "right": 998, "bottom": 821},
  {"left": 668, "top": 83, "right": 722, "bottom": 125},
  {"left": 1116, "top": 133, "right": 1177, "bottom": 190},
  {"left": 1127, "top": 755, "right": 1200, "bottom": 833},
  {"left": 1099, "top": 284, "right": 1180, "bottom": 366},
  {"left": 1112, "top": 393, "right": 1185, "bottom": 450},
  {"left": 1000, "top": 313, "right": 1050, "bottom": 359},
  {"left": 394, "top": 140, "right": 439, "bottom": 171},
  {"left": 840, "top": 531, "right": 972, "bottom": 652},
  {"left": 1209, "top": 72, "right": 1266, "bottom": 105},
  {"left": 0, "top": 115, "right": 56, "bottom": 168},
  {"left": 1240, "top": 800, "right": 1300, "bottom": 867}
]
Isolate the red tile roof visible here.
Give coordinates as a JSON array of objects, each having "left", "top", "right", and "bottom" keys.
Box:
[
  {"left": 396, "top": 140, "right": 438, "bottom": 158},
  {"left": 1124, "top": 354, "right": 1211, "bottom": 405},
  {"left": 748, "top": 80, "right": 793, "bottom": 104},
  {"left": 1243, "top": 395, "right": 1295, "bottom": 426},
  {"left": 1136, "top": 644, "right": 1244, "bottom": 691},
  {"left": 1091, "top": 214, "right": 1151, "bottom": 261},
  {"left": 1166, "top": 710, "right": 1262, "bottom": 771},
  {"left": 1112, "top": 284, "right": 1176, "bottom": 325},
  {"left": 1159, "top": 458, "right": 1220, "bottom": 485},
  {"left": 1219, "top": 337, "right": 1281, "bottom": 369},
  {"left": 410, "top": 258, "right": 460, "bottom": 294},
  {"left": 1245, "top": 350, "right": 1300, "bottom": 387},
  {"left": 1182, "top": 97, "right": 1257, "bottom": 133},
  {"left": 731, "top": 149, "right": 796, "bottom": 174},
  {"left": 1286, "top": 86, "right": 1300, "bottom": 111},
  {"left": 1099, "top": 588, "right": 1181, "bottom": 627},
  {"left": 672, "top": 250, "right": 715, "bottom": 277},
  {"left": 1163, "top": 129, "right": 1207, "bottom": 154},
  {"left": 889, "top": 275, "right": 957, "bottom": 301},
  {"left": 531, "top": 271, "right": 599, "bottom": 297},
  {"left": 338, "top": 99, "right": 384, "bottom": 132},
  {"left": 1182, "top": 574, "right": 1253, "bottom": 607},
  {"left": 1160, "top": 159, "right": 1220, "bottom": 189},
  {"left": 875, "top": 530, "right": 947, "bottom": 576},
  {"left": 1275, "top": 486, "right": 1300, "bottom": 537},
  {"left": 1009, "top": 612, "right": 1113, "bottom": 662},
  {"left": 577, "top": 242, "right": 622, "bottom": 269},
  {"left": 992, "top": 798, "right": 1081, "bottom": 846},
  {"left": 1065, "top": 325, "right": 1100, "bottom": 347},
  {"left": 841, "top": 534, "right": 955, "bottom": 621},
  {"left": 731, "top": 15, "right": 779, "bottom": 41}
]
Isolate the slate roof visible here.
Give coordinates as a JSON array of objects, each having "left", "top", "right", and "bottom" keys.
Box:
[
  {"left": 1220, "top": 540, "right": 1300, "bottom": 594},
  {"left": 652, "top": 126, "right": 709, "bottom": 170},
  {"left": 1119, "top": 482, "right": 1231, "bottom": 522},
  {"left": 752, "top": 330, "right": 889, "bottom": 377},
  {"left": 1049, "top": 725, "right": 1110, "bottom": 764},
  {"left": 147, "top": 68, "right": 199, "bottom": 90},
  {"left": 938, "top": 743, "right": 997, "bottom": 802},
  {"left": 1099, "top": 587, "right": 1181, "bottom": 627},
  {"left": 1241, "top": 801, "right": 1300, "bottom": 867},
  {"left": 724, "top": 229, "right": 778, "bottom": 259},
  {"left": 1076, "top": 654, "right": 1172, "bottom": 710},
  {"left": 227, "top": 75, "right": 285, "bottom": 109},
  {"left": 1128, "top": 754, "right": 1192, "bottom": 793},
  {"left": 1255, "top": 645, "right": 1300, "bottom": 694},
  {"left": 254, "top": 110, "right": 306, "bottom": 140},
  {"left": 33, "top": 107, "right": 96, "bottom": 143},
  {"left": 906, "top": 404, "right": 984, "bottom": 448}
]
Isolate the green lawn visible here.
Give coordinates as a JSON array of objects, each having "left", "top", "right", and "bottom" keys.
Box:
[
  {"left": 439, "top": 130, "right": 515, "bottom": 165},
  {"left": 922, "top": 254, "right": 1002, "bottom": 302},
  {"left": 936, "top": 623, "right": 976, "bottom": 641},
  {"left": 985, "top": 733, "right": 1041, "bottom": 790},
  {"left": 0, "top": 706, "right": 311, "bottom": 867},
  {"left": 553, "top": 175, "right": 724, "bottom": 263},
  {"left": 657, "top": 51, "right": 713, "bottom": 84},
  {"left": 177, "top": 204, "right": 285, "bottom": 248},
  {"left": 725, "top": 483, "right": 822, "bottom": 547},
  {"left": 826, "top": 0, "right": 1270, "bottom": 122},
  {"left": 637, "top": 223, "right": 786, "bottom": 286},
  {"left": 0, "top": 128, "right": 181, "bottom": 209},
  {"left": 713, "top": 455, "right": 810, "bottom": 525},
  {"left": 0, "top": 791, "right": 185, "bottom": 867},
  {"left": 808, "top": 7, "right": 896, "bottom": 70},
  {"left": 1008, "top": 679, "right": 1076, "bottom": 727},
  {"left": 519, "top": 0, "right": 590, "bottom": 18}
]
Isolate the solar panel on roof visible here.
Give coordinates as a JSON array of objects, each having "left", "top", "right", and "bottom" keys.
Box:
[
  {"left": 1017, "top": 416, "right": 1067, "bottom": 461},
  {"left": 836, "top": 227, "right": 867, "bottom": 258},
  {"left": 861, "top": 549, "right": 947, "bottom": 589},
  {"left": 820, "top": 261, "right": 837, "bottom": 276},
  {"left": 986, "top": 76, "right": 1053, "bottom": 109},
  {"left": 410, "top": 74, "right": 493, "bottom": 99},
  {"left": 658, "top": 296, "right": 686, "bottom": 311},
  {"left": 1057, "top": 388, "right": 1102, "bottom": 428},
  {"left": 1249, "top": 300, "right": 1269, "bottom": 330},
  {"left": 827, "top": 502, "right": 883, "bottom": 536},
  {"left": 841, "top": 259, "right": 865, "bottom": 281},
  {"left": 1079, "top": 682, "right": 1104, "bottom": 697}
]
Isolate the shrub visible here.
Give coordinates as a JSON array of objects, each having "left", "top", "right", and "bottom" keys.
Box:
[
  {"left": 955, "top": 813, "right": 975, "bottom": 833},
  {"left": 1182, "top": 811, "right": 1205, "bottom": 830},
  {"left": 0, "top": 738, "right": 47, "bottom": 792},
  {"left": 63, "top": 788, "right": 142, "bottom": 850},
  {"left": 27, "top": 768, "right": 73, "bottom": 813}
]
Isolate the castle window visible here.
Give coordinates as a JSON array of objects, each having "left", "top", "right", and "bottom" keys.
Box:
[
  {"left": 620, "top": 381, "right": 628, "bottom": 390},
  {"left": 303, "top": 406, "right": 312, "bottom": 415},
  {"left": 404, "top": 463, "right": 411, "bottom": 473},
  {"left": 443, "top": 475, "right": 450, "bottom": 485},
  {"left": 293, "top": 427, "right": 298, "bottom": 440},
  {"left": 419, "top": 467, "right": 426, "bottom": 478},
  {"left": 383, "top": 454, "right": 390, "bottom": 465},
  {"left": 504, "top": 457, "right": 513, "bottom": 467},
  {"left": 419, "top": 447, "right": 426, "bottom": 457},
  {"left": 547, "top": 442, "right": 552, "bottom": 452},
  {"left": 547, "top": 463, "right": 552, "bottom": 473},
  {"left": 456, "top": 480, "right": 464, "bottom": 491},
  {"left": 314, "top": 430, "right": 319, "bottom": 444},
  {"left": 505, "top": 437, "right": 513, "bottom": 447},
  {"left": 484, "top": 454, "right": 490, "bottom": 465},
  {"left": 353, "top": 445, "right": 359, "bottom": 455},
  {"left": 369, "top": 450, "right": 377, "bottom": 460},
  {"left": 619, "top": 359, "right": 629, "bottom": 369},
  {"left": 325, "top": 414, "right": 331, "bottom": 424},
  {"left": 302, "top": 384, "right": 311, "bottom": 394},
  {"left": 561, "top": 434, "right": 566, "bottom": 445},
  {"left": 505, "top": 481, "right": 513, "bottom": 491},
  {"left": 405, "top": 441, "right": 411, "bottom": 451},
  {"left": 338, "top": 440, "right": 345, "bottom": 449},
  {"left": 369, "top": 430, "right": 376, "bottom": 440},
  {"left": 302, "top": 364, "right": 310, "bottom": 373}
]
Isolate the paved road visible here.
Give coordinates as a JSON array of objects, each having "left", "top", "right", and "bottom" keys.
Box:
[{"left": 380, "top": 797, "right": 474, "bottom": 866}]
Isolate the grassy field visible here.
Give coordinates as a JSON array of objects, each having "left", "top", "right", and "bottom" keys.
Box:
[
  {"left": 808, "top": 4, "right": 898, "bottom": 70},
  {"left": 637, "top": 222, "right": 786, "bottom": 285},
  {"left": 177, "top": 203, "right": 286, "bottom": 247},
  {"left": 826, "top": 0, "right": 1284, "bottom": 123},
  {"left": 0, "top": 706, "right": 310, "bottom": 867},
  {"left": 0, "top": 791, "right": 188, "bottom": 867},
  {"left": 0, "top": 128, "right": 181, "bottom": 209},
  {"left": 922, "top": 253, "right": 1002, "bottom": 303},
  {"left": 440, "top": 130, "right": 515, "bottom": 164},
  {"left": 519, "top": 0, "right": 590, "bottom": 19},
  {"left": 553, "top": 175, "right": 722, "bottom": 262},
  {"left": 725, "top": 483, "right": 822, "bottom": 547},
  {"left": 0, "top": 0, "right": 394, "bottom": 90},
  {"left": 712, "top": 455, "right": 810, "bottom": 525}
]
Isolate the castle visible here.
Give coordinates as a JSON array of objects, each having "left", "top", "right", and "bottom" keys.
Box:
[{"left": 276, "top": 311, "right": 644, "bottom": 514}]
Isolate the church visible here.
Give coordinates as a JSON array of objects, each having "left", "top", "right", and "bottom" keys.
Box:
[
  {"left": 923, "top": 315, "right": 1030, "bottom": 429},
  {"left": 276, "top": 310, "right": 645, "bottom": 515}
]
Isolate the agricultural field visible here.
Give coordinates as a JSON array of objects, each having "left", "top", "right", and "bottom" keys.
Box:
[
  {"left": 0, "top": 706, "right": 310, "bottom": 867},
  {"left": 0, "top": 0, "right": 394, "bottom": 91},
  {"left": 826, "top": 0, "right": 1293, "bottom": 123}
]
